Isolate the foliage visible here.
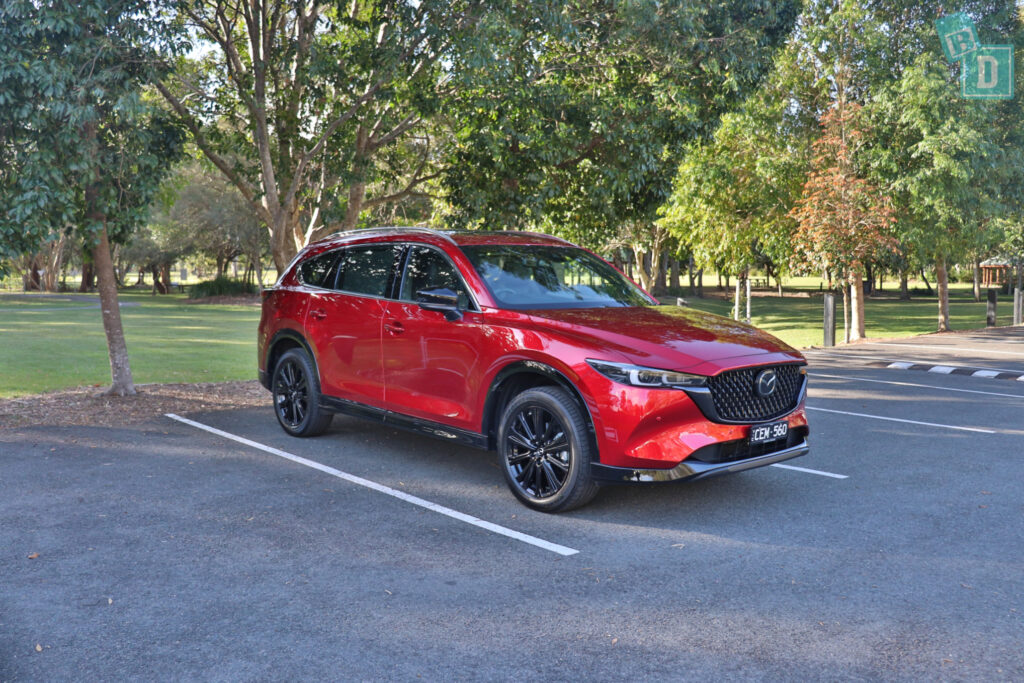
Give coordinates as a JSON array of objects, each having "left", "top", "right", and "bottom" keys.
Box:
[
  {"left": 0, "top": 0, "right": 186, "bottom": 257},
  {"left": 188, "top": 276, "right": 257, "bottom": 299},
  {"left": 443, "top": 1, "right": 801, "bottom": 248},
  {"left": 790, "top": 103, "right": 895, "bottom": 276}
]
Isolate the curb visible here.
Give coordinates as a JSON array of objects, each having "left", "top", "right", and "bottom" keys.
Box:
[{"left": 868, "top": 361, "right": 1024, "bottom": 382}]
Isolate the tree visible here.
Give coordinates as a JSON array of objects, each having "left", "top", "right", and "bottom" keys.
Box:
[
  {"left": 156, "top": 0, "right": 488, "bottom": 272},
  {"left": 0, "top": 0, "right": 185, "bottom": 395},
  {"left": 790, "top": 103, "right": 894, "bottom": 341},
  {"left": 444, "top": 0, "right": 800, "bottom": 269}
]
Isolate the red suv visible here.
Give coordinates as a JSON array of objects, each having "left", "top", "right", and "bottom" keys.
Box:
[{"left": 258, "top": 228, "right": 809, "bottom": 511}]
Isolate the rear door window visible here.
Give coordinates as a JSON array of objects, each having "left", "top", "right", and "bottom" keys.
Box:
[
  {"left": 335, "top": 243, "right": 402, "bottom": 298},
  {"left": 298, "top": 250, "right": 340, "bottom": 288}
]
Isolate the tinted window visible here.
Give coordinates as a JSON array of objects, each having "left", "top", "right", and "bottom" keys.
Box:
[
  {"left": 460, "top": 245, "right": 653, "bottom": 309},
  {"left": 400, "top": 246, "right": 471, "bottom": 309},
  {"left": 298, "top": 250, "right": 339, "bottom": 288},
  {"left": 335, "top": 244, "right": 400, "bottom": 297}
]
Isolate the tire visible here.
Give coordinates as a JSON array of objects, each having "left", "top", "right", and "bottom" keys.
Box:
[
  {"left": 271, "top": 348, "right": 333, "bottom": 437},
  {"left": 498, "top": 386, "right": 599, "bottom": 512}
]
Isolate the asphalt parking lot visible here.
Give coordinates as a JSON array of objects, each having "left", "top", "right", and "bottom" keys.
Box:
[{"left": 3, "top": 330, "right": 1023, "bottom": 680}]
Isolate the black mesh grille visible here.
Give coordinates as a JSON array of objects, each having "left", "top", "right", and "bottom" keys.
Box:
[{"left": 706, "top": 364, "right": 803, "bottom": 422}]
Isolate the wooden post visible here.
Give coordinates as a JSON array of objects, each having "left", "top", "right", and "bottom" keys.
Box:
[
  {"left": 823, "top": 293, "right": 836, "bottom": 347},
  {"left": 1014, "top": 287, "right": 1022, "bottom": 326},
  {"left": 987, "top": 288, "right": 998, "bottom": 327}
]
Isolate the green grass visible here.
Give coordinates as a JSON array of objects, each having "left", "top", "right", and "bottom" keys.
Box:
[
  {"left": 1, "top": 282, "right": 1018, "bottom": 398},
  {"left": 678, "top": 283, "right": 1018, "bottom": 349},
  {"left": 0, "top": 291, "right": 260, "bottom": 398}
]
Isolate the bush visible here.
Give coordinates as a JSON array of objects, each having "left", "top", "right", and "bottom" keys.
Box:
[{"left": 188, "top": 276, "right": 257, "bottom": 299}]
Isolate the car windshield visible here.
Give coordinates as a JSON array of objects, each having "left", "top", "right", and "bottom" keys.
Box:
[{"left": 460, "top": 245, "right": 654, "bottom": 309}]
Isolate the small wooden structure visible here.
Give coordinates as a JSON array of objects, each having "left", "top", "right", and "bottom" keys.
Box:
[{"left": 980, "top": 258, "right": 1012, "bottom": 287}]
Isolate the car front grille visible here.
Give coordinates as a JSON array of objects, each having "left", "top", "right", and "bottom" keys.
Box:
[{"left": 705, "top": 364, "right": 804, "bottom": 422}]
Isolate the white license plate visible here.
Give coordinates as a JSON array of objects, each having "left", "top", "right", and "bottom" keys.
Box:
[{"left": 749, "top": 421, "right": 788, "bottom": 445}]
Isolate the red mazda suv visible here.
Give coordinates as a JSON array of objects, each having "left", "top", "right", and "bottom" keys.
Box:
[{"left": 258, "top": 227, "right": 809, "bottom": 511}]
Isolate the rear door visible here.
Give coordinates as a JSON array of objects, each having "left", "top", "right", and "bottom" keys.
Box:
[{"left": 304, "top": 243, "right": 402, "bottom": 410}]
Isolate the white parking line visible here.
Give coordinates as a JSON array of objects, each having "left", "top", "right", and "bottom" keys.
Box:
[
  {"left": 770, "top": 463, "right": 848, "bottom": 479},
  {"left": 809, "top": 372, "right": 1024, "bottom": 400},
  {"left": 927, "top": 365, "right": 956, "bottom": 374},
  {"left": 806, "top": 407, "right": 996, "bottom": 434},
  {"left": 165, "top": 413, "right": 580, "bottom": 557}
]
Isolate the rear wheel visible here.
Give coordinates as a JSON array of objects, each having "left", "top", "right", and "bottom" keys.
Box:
[
  {"left": 272, "top": 348, "right": 332, "bottom": 437},
  {"left": 498, "top": 386, "right": 599, "bottom": 512}
]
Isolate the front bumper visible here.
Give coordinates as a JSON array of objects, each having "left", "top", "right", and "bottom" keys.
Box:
[{"left": 591, "top": 437, "right": 809, "bottom": 483}]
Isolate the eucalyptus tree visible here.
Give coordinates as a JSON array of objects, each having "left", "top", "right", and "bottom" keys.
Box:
[
  {"left": 158, "top": 0, "right": 487, "bottom": 272},
  {"left": 0, "top": 0, "right": 185, "bottom": 395}
]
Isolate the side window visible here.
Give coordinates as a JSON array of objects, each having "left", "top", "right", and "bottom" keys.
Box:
[
  {"left": 298, "top": 250, "right": 339, "bottom": 288},
  {"left": 335, "top": 244, "right": 400, "bottom": 298},
  {"left": 400, "top": 246, "right": 471, "bottom": 309}
]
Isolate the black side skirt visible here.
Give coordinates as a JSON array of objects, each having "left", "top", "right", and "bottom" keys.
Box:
[{"left": 319, "top": 395, "right": 489, "bottom": 450}]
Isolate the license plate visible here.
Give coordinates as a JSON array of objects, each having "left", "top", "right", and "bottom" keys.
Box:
[{"left": 749, "top": 421, "right": 788, "bottom": 445}]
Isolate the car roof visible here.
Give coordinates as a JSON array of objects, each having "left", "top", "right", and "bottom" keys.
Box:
[{"left": 308, "top": 227, "right": 573, "bottom": 251}]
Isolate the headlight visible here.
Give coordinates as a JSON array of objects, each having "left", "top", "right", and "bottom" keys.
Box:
[{"left": 586, "top": 359, "right": 707, "bottom": 388}]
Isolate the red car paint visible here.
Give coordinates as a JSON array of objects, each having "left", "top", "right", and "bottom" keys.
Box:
[{"left": 258, "top": 228, "right": 808, "bottom": 489}]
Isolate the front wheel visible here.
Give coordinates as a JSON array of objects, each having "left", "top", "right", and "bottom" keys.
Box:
[
  {"left": 271, "top": 348, "right": 332, "bottom": 437},
  {"left": 498, "top": 386, "right": 599, "bottom": 512}
]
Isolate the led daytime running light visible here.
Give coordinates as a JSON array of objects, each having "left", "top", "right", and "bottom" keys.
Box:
[{"left": 587, "top": 359, "right": 706, "bottom": 388}]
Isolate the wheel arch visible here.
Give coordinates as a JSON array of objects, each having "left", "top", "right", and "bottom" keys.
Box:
[
  {"left": 263, "top": 329, "right": 321, "bottom": 390},
  {"left": 481, "top": 360, "right": 598, "bottom": 454}
]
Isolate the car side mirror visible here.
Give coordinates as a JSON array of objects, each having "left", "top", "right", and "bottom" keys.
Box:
[{"left": 416, "top": 287, "right": 462, "bottom": 321}]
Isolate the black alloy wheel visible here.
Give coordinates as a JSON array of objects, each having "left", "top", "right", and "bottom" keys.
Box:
[
  {"left": 272, "top": 348, "right": 332, "bottom": 437},
  {"left": 498, "top": 386, "right": 598, "bottom": 512}
]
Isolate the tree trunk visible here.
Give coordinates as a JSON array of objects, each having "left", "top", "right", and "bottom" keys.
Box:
[
  {"left": 936, "top": 257, "right": 950, "bottom": 332},
  {"left": 849, "top": 271, "right": 865, "bottom": 341},
  {"left": 670, "top": 258, "right": 680, "bottom": 291},
  {"left": 842, "top": 282, "right": 851, "bottom": 343},
  {"left": 44, "top": 235, "right": 67, "bottom": 292},
  {"left": 899, "top": 271, "right": 910, "bottom": 300},
  {"left": 687, "top": 256, "right": 695, "bottom": 295},
  {"left": 696, "top": 269, "right": 704, "bottom": 298},
  {"left": 160, "top": 264, "right": 172, "bottom": 294},
  {"left": 733, "top": 276, "right": 742, "bottom": 321},
  {"left": 151, "top": 267, "right": 167, "bottom": 295},
  {"left": 79, "top": 254, "right": 95, "bottom": 292},
  {"left": 972, "top": 259, "right": 981, "bottom": 302},
  {"left": 91, "top": 225, "right": 135, "bottom": 396},
  {"left": 919, "top": 268, "right": 933, "bottom": 294}
]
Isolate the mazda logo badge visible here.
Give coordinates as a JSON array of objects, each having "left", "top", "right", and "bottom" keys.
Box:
[{"left": 755, "top": 369, "right": 778, "bottom": 397}]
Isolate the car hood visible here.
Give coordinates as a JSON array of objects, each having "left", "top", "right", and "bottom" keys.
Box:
[{"left": 524, "top": 306, "right": 803, "bottom": 374}]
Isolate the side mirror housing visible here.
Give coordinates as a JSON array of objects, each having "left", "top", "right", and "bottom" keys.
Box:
[{"left": 416, "top": 287, "right": 462, "bottom": 321}]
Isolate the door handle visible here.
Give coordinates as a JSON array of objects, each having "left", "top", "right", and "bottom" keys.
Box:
[
  {"left": 310, "top": 308, "right": 327, "bottom": 320},
  {"left": 384, "top": 320, "right": 405, "bottom": 335}
]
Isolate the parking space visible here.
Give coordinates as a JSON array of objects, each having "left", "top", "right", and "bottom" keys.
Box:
[{"left": 3, "top": 331, "right": 1023, "bottom": 679}]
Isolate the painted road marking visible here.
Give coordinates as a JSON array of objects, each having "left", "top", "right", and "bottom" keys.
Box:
[
  {"left": 887, "top": 361, "right": 914, "bottom": 369},
  {"left": 806, "top": 350, "right": 1024, "bottom": 374},
  {"left": 864, "top": 341, "right": 1024, "bottom": 358},
  {"left": 806, "top": 406, "right": 996, "bottom": 434},
  {"left": 770, "top": 463, "right": 848, "bottom": 479},
  {"left": 972, "top": 370, "right": 1001, "bottom": 378},
  {"left": 810, "top": 372, "right": 1024, "bottom": 400},
  {"left": 928, "top": 365, "right": 956, "bottom": 374},
  {"left": 165, "top": 414, "right": 580, "bottom": 557}
]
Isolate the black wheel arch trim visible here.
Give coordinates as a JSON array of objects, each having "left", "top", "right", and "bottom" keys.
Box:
[
  {"left": 481, "top": 360, "right": 599, "bottom": 453},
  {"left": 262, "top": 329, "right": 321, "bottom": 391}
]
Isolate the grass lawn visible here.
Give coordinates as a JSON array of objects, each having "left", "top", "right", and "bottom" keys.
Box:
[
  {"left": 0, "top": 291, "right": 260, "bottom": 398},
  {"left": 1, "top": 283, "right": 1019, "bottom": 398}
]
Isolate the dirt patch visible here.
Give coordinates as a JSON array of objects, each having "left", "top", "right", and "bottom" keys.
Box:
[
  {"left": 184, "top": 294, "right": 261, "bottom": 306},
  {"left": 0, "top": 381, "right": 270, "bottom": 430}
]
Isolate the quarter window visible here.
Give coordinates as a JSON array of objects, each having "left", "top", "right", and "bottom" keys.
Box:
[{"left": 298, "top": 250, "right": 339, "bottom": 288}]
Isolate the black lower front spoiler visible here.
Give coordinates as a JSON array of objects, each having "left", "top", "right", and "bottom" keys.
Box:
[{"left": 591, "top": 440, "right": 810, "bottom": 483}]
